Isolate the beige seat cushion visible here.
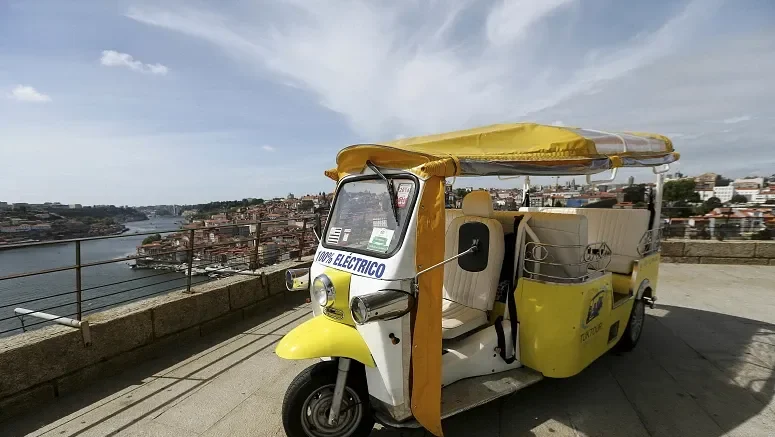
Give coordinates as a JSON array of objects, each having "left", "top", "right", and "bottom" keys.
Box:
[
  {"left": 523, "top": 212, "right": 589, "bottom": 280},
  {"left": 445, "top": 209, "right": 463, "bottom": 232},
  {"left": 441, "top": 299, "right": 488, "bottom": 340},
  {"left": 530, "top": 208, "right": 650, "bottom": 274},
  {"left": 442, "top": 191, "right": 505, "bottom": 339}
]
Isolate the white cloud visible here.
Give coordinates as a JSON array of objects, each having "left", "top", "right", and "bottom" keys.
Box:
[
  {"left": 126, "top": 0, "right": 721, "bottom": 139},
  {"left": 486, "top": 0, "right": 576, "bottom": 45},
  {"left": 262, "top": 145, "right": 275, "bottom": 151},
  {"left": 100, "top": 50, "right": 169, "bottom": 75},
  {"left": 722, "top": 115, "right": 752, "bottom": 124},
  {"left": 7, "top": 85, "right": 51, "bottom": 102},
  {"left": 551, "top": 120, "right": 565, "bottom": 127}
]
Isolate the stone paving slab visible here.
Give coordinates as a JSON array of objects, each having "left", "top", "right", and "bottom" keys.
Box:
[{"left": 3, "top": 265, "right": 775, "bottom": 437}]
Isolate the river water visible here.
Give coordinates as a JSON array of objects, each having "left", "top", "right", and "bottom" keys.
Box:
[{"left": 0, "top": 217, "right": 210, "bottom": 337}]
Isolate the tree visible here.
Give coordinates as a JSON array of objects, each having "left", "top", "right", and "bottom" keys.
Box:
[
  {"left": 553, "top": 200, "right": 563, "bottom": 207},
  {"left": 663, "top": 179, "right": 696, "bottom": 203},
  {"left": 454, "top": 188, "right": 468, "bottom": 199},
  {"left": 715, "top": 175, "right": 732, "bottom": 187},
  {"left": 730, "top": 194, "right": 748, "bottom": 204},
  {"left": 623, "top": 184, "right": 646, "bottom": 203},
  {"left": 142, "top": 233, "right": 162, "bottom": 245},
  {"left": 698, "top": 196, "right": 723, "bottom": 215},
  {"left": 752, "top": 228, "right": 773, "bottom": 240}
]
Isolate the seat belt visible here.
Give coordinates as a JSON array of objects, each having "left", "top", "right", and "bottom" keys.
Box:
[{"left": 494, "top": 216, "right": 521, "bottom": 364}]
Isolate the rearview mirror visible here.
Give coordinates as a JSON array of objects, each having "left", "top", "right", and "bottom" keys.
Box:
[{"left": 285, "top": 268, "right": 310, "bottom": 291}]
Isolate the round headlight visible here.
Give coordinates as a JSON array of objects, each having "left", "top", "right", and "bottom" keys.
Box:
[
  {"left": 351, "top": 297, "right": 368, "bottom": 324},
  {"left": 311, "top": 274, "right": 335, "bottom": 307}
]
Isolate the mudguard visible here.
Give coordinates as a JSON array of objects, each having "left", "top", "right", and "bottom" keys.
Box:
[{"left": 275, "top": 315, "right": 376, "bottom": 367}]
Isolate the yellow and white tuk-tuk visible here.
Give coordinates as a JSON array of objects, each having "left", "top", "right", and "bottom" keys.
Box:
[{"left": 276, "top": 123, "right": 678, "bottom": 436}]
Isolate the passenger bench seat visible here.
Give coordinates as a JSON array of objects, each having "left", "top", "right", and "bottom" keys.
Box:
[{"left": 442, "top": 191, "right": 505, "bottom": 339}]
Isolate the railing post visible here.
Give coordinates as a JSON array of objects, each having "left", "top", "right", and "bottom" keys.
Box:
[
  {"left": 298, "top": 218, "right": 307, "bottom": 261},
  {"left": 252, "top": 222, "right": 262, "bottom": 270},
  {"left": 186, "top": 228, "right": 195, "bottom": 293},
  {"left": 75, "top": 240, "right": 82, "bottom": 320}
]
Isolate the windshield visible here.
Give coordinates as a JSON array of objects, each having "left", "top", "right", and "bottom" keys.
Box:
[{"left": 324, "top": 176, "right": 416, "bottom": 257}]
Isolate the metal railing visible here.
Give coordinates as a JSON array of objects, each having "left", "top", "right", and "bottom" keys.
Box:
[
  {"left": 521, "top": 241, "right": 612, "bottom": 283},
  {"left": 0, "top": 215, "right": 321, "bottom": 337},
  {"left": 662, "top": 224, "right": 774, "bottom": 241}
]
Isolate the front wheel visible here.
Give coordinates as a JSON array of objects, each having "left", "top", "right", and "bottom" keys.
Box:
[
  {"left": 282, "top": 360, "right": 375, "bottom": 437},
  {"left": 615, "top": 299, "right": 646, "bottom": 352}
]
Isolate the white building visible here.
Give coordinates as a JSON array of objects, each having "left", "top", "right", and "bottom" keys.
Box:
[
  {"left": 734, "top": 177, "right": 765, "bottom": 189},
  {"left": 735, "top": 189, "right": 760, "bottom": 202},
  {"left": 713, "top": 186, "right": 735, "bottom": 203},
  {"left": 697, "top": 190, "right": 715, "bottom": 201},
  {"left": 753, "top": 189, "right": 775, "bottom": 203}
]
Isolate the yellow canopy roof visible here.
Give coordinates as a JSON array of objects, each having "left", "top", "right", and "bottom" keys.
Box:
[{"left": 330, "top": 123, "right": 679, "bottom": 180}]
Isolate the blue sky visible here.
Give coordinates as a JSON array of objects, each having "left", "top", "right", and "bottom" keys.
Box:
[{"left": 1, "top": 0, "right": 774, "bottom": 205}]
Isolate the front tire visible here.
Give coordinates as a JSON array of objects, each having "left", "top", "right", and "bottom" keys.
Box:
[
  {"left": 282, "top": 360, "right": 375, "bottom": 437},
  {"left": 615, "top": 299, "right": 646, "bottom": 352}
]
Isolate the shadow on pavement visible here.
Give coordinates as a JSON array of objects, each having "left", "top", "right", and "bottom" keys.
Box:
[
  {"left": 3, "top": 292, "right": 309, "bottom": 437},
  {"left": 374, "top": 304, "right": 775, "bottom": 437}
]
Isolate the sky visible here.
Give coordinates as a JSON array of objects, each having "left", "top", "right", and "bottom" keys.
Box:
[{"left": 1, "top": 0, "right": 774, "bottom": 206}]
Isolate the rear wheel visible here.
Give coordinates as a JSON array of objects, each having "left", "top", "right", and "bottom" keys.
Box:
[
  {"left": 282, "top": 360, "right": 374, "bottom": 437},
  {"left": 615, "top": 299, "right": 645, "bottom": 352}
]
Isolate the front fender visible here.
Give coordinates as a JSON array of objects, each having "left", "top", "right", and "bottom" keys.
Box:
[{"left": 275, "top": 315, "right": 376, "bottom": 367}]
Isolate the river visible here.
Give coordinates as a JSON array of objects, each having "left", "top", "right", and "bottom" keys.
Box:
[{"left": 0, "top": 217, "right": 210, "bottom": 337}]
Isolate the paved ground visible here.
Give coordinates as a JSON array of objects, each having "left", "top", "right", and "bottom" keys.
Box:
[{"left": 4, "top": 264, "right": 775, "bottom": 437}]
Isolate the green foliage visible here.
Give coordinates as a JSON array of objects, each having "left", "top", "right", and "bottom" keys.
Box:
[
  {"left": 730, "top": 194, "right": 748, "bottom": 204},
  {"left": 697, "top": 196, "right": 723, "bottom": 215},
  {"left": 142, "top": 233, "right": 162, "bottom": 245},
  {"left": 752, "top": 228, "right": 773, "bottom": 240},
  {"left": 55, "top": 206, "right": 148, "bottom": 221},
  {"left": 184, "top": 198, "right": 265, "bottom": 216},
  {"left": 663, "top": 179, "right": 696, "bottom": 203},
  {"left": 623, "top": 184, "right": 646, "bottom": 203}
]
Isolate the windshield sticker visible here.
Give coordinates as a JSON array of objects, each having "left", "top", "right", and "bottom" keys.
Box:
[
  {"left": 396, "top": 183, "right": 412, "bottom": 208},
  {"left": 315, "top": 250, "right": 386, "bottom": 278},
  {"left": 342, "top": 229, "right": 351, "bottom": 242},
  {"left": 327, "top": 227, "right": 342, "bottom": 245},
  {"left": 367, "top": 228, "right": 395, "bottom": 253}
]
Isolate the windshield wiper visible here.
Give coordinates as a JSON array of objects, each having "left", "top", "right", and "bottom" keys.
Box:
[{"left": 366, "top": 160, "right": 400, "bottom": 226}]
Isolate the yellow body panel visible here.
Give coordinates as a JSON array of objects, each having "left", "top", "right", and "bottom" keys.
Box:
[
  {"left": 319, "top": 267, "right": 355, "bottom": 326},
  {"left": 611, "top": 272, "right": 632, "bottom": 295},
  {"left": 516, "top": 274, "right": 632, "bottom": 378},
  {"left": 275, "top": 316, "right": 376, "bottom": 367},
  {"left": 633, "top": 253, "right": 660, "bottom": 299}
]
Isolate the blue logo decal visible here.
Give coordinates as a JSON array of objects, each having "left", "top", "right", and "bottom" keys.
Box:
[
  {"left": 315, "top": 250, "right": 386, "bottom": 279},
  {"left": 585, "top": 290, "right": 605, "bottom": 326}
]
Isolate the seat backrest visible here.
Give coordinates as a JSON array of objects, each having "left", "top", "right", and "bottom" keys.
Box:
[
  {"left": 445, "top": 209, "right": 464, "bottom": 232},
  {"left": 443, "top": 191, "right": 505, "bottom": 312},
  {"left": 529, "top": 207, "right": 650, "bottom": 274},
  {"left": 522, "top": 212, "right": 589, "bottom": 280}
]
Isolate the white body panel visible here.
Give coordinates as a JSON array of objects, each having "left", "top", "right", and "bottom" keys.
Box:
[{"left": 442, "top": 321, "right": 521, "bottom": 387}]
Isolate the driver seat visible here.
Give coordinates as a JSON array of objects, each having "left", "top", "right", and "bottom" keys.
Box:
[{"left": 441, "top": 191, "right": 505, "bottom": 339}]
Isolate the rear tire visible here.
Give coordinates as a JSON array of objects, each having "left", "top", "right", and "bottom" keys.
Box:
[
  {"left": 615, "top": 299, "right": 645, "bottom": 352},
  {"left": 282, "top": 360, "right": 374, "bottom": 437}
]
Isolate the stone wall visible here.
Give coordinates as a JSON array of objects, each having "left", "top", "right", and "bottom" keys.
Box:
[
  {"left": 662, "top": 241, "right": 775, "bottom": 265},
  {"left": 0, "top": 258, "right": 312, "bottom": 422}
]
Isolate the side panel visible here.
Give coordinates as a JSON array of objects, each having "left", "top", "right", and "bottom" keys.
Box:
[
  {"left": 351, "top": 275, "right": 412, "bottom": 409},
  {"left": 633, "top": 253, "right": 660, "bottom": 299},
  {"left": 516, "top": 275, "right": 615, "bottom": 378},
  {"left": 275, "top": 316, "right": 376, "bottom": 367}
]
